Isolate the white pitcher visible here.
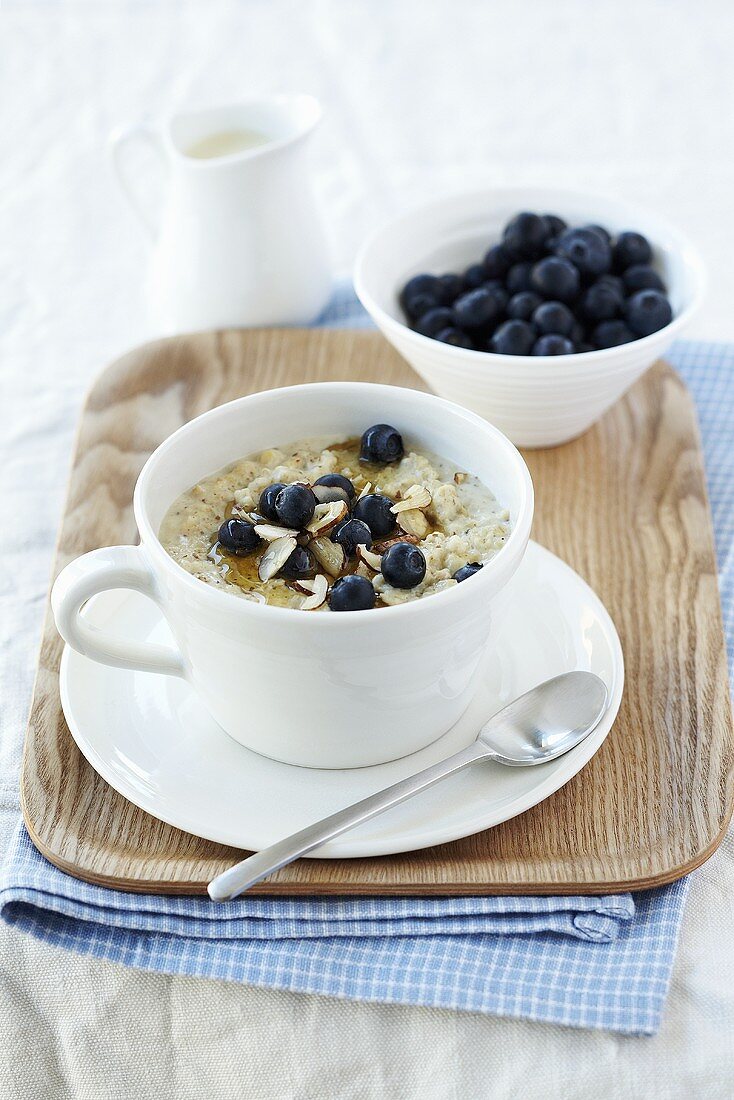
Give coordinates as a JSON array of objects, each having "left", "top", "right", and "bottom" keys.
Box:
[{"left": 111, "top": 95, "right": 332, "bottom": 333}]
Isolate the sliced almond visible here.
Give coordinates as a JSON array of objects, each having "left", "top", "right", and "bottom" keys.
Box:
[
  {"left": 306, "top": 500, "right": 348, "bottom": 537},
  {"left": 357, "top": 481, "right": 372, "bottom": 500},
  {"left": 356, "top": 545, "right": 382, "bottom": 572},
  {"left": 258, "top": 535, "right": 296, "bottom": 582},
  {"left": 312, "top": 484, "right": 351, "bottom": 507},
  {"left": 292, "top": 578, "right": 317, "bottom": 594},
  {"left": 454, "top": 471, "right": 468, "bottom": 485},
  {"left": 300, "top": 573, "right": 328, "bottom": 611},
  {"left": 391, "top": 485, "right": 432, "bottom": 514},
  {"left": 310, "top": 536, "right": 347, "bottom": 577},
  {"left": 396, "top": 508, "right": 430, "bottom": 538},
  {"left": 373, "top": 533, "right": 420, "bottom": 553},
  {"left": 254, "top": 523, "right": 300, "bottom": 541}
]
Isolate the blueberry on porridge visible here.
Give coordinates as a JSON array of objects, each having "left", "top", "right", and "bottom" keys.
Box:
[{"left": 158, "top": 423, "right": 511, "bottom": 611}]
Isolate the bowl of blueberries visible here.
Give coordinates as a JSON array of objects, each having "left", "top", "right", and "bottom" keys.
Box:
[{"left": 354, "top": 188, "right": 705, "bottom": 446}]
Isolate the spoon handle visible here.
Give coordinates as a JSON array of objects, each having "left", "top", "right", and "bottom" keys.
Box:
[{"left": 208, "top": 742, "right": 485, "bottom": 901}]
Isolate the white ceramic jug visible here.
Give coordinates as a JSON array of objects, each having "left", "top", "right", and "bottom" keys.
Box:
[{"left": 111, "top": 95, "right": 332, "bottom": 333}]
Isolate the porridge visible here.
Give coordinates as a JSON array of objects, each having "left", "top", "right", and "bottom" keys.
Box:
[{"left": 159, "top": 423, "right": 511, "bottom": 611}]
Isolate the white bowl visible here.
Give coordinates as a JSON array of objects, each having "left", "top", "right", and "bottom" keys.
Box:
[
  {"left": 354, "top": 187, "right": 706, "bottom": 447},
  {"left": 52, "top": 382, "right": 533, "bottom": 769}
]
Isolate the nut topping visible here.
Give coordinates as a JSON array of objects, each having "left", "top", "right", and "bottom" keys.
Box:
[
  {"left": 310, "top": 536, "right": 347, "bottom": 577},
  {"left": 356, "top": 545, "right": 383, "bottom": 572},
  {"left": 373, "top": 533, "right": 420, "bottom": 552},
  {"left": 391, "top": 485, "right": 432, "bottom": 513},
  {"left": 306, "top": 500, "right": 349, "bottom": 537},
  {"left": 357, "top": 481, "right": 372, "bottom": 500},
  {"left": 299, "top": 573, "right": 328, "bottom": 610},
  {"left": 258, "top": 535, "right": 297, "bottom": 582},
  {"left": 396, "top": 508, "right": 430, "bottom": 538},
  {"left": 254, "top": 523, "right": 300, "bottom": 541},
  {"left": 312, "top": 484, "right": 351, "bottom": 507}
]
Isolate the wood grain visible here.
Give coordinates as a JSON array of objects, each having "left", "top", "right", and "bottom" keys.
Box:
[{"left": 20, "top": 329, "right": 734, "bottom": 894}]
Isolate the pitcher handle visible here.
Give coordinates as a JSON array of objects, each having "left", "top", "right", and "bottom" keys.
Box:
[
  {"left": 109, "top": 123, "right": 168, "bottom": 243},
  {"left": 52, "top": 545, "right": 187, "bottom": 678}
]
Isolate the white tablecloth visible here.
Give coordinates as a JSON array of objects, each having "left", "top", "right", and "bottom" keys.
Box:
[{"left": 2, "top": 1, "right": 733, "bottom": 1095}]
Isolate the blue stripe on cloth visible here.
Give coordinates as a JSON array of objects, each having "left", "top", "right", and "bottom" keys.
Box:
[{"left": 2, "top": 284, "right": 730, "bottom": 1035}]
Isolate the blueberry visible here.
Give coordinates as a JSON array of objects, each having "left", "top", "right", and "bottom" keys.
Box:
[
  {"left": 331, "top": 517, "right": 372, "bottom": 557},
  {"left": 435, "top": 327, "right": 474, "bottom": 349},
  {"left": 314, "top": 473, "right": 355, "bottom": 500},
  {"left": 400, "top": 274, "right": 441, "bottom": 318},
  {"left": 463, "top": 263, "right": 486, "bottom": 289},
  {"left": 622, "top": 264, "right": 665, "bottom": 294},
  {"left": 274, "top": 484, "right": 316, "bottom": 528},
  {"left": 353, "top": 494, "right": 395, "bottom": 538},
  {"left": 403, "top": 293, "right": 439, "bottom": 320},
  {"left": 483, "top": 244, "right": 511, "bottom": 280},
  {"left": 585, "top": 224, "right": 612, "bottom": 244},
  {"left": 453, "top": 287, "right": 503, "bottom": 330},
  {"left": 530, "top": 256, "right": 580, "bottom": 302},
  {"left": 505, "top": 262, "right": 534, "bottom": 294},
  {"left": 532, "top": 301, "right": 575, "bottom": 337},
  {"left": 592, "top": 320, "right": 635, "bottom": 348},
  {"left": 453, "top": 561, "right": 483, "bottom": 582},
  {"left": 580, "top": 282, "right": 621, "bottom": 323},
  {"left": 483, "top": 281, "right": 509, "bottom": 313},
  {"left": 623, "top": 289, "right": 673, "bottom": 337},
  {"left": 502, "top": 212, "right": 549, "bottom": 259},
  {"left": 542, "top": 214, "right": 567, "bottom": 238},
  {"left": 217, "top": 518, "right": 261, "bottom": 556},
  {"left": 360, "top": 424, "right": 404, "bottom": 464},
  {"left": 554, "top": 228, "right": 611, "bottom": 277},
  {"left": 258, "top": 482, "right": 288, "bottom": 521},
  {"left": 490, "top": 319, "right": 535, "bottom": 355},
  {"left": 570, "top": 320, "right": 586, "bottom": 345},
  {"left": 613, "top": 231, "right": 652, "bottom": 271},
  {"left": 577, "top": 342, "right": 595, "bottom": 353},
  {"left": 280, "top": 545, "right": 316, "bottom": 580},
  {"left": 437, "top": 273, "right": 464, "bottom": 304},
  {"left": 506, "top": 291, "right": 542, "bottom": 321},
  {"left": 532, "top": 334, "right": 575, "bottom": 356},
  {"left": 596, "top": 273, "right": 625, "bottom": 302},
  {"left": 414, "top": 307, "right": 455, "bottom": 337},
  {"left": 381, "top": 542, "right": 427, "bottom": 589},
  {"left": 328, "top": 574, "right": 376, "bottom": 612}
]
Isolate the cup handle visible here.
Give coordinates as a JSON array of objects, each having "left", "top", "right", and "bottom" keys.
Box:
[
  {"left": 52, "top": 545, "right": 187, "bottom": 678},
  {"left": 109, "top": 123, "right": 168, "bottom": 243}
]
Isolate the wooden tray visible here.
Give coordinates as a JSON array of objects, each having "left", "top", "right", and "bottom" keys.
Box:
[{"left": 21, "top": 329, "right": 734, "bottom": 895}]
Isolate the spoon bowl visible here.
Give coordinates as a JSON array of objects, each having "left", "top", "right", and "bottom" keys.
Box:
[{"left": 478, "top": 672, "right": 608, "bottom": 766}]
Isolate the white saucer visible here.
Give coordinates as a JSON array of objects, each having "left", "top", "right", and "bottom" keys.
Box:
[{"left": 59, "top": 541, "right": 623, "bottom": 858}]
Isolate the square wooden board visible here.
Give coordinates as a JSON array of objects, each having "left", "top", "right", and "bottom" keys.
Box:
[{"left": 21, "top": 329, "right": 734, "bottom": 894}]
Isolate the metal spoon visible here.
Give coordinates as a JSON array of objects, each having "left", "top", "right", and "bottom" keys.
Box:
[{"left": 208, "top": 671, "right": 608, "bottom": 901}]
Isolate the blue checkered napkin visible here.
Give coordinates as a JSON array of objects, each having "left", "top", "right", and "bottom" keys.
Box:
[
  {"left": 2, "top": 287, "right": 731, "bottom": 1034},
  {"left": 2, "top": 824, "right": 686, "bottom": 1034}
]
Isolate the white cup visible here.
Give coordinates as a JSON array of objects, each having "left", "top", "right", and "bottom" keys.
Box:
[{"left": 52, "top": 383, "right": 533, "bottom": 768}]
